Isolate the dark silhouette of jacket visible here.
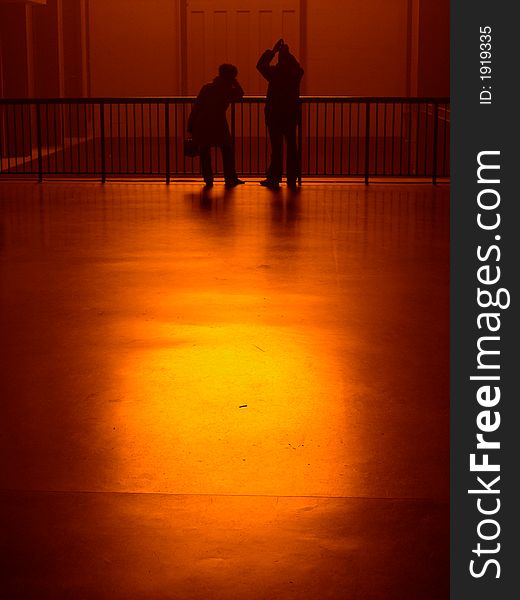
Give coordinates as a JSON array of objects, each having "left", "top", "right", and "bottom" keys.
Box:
[
  {"left": 256, "top": 48, "right": 304, "bottom": 127},
  {"left": 257, "top": 44, "right": 304, "bottom": 186},
  {"left": 187, "top": 77, "right": 244, "bottom": 147}
]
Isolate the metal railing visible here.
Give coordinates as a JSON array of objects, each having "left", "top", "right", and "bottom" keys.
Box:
[{"left": 0, "top": 97, "right": 449, "bottom": 183}]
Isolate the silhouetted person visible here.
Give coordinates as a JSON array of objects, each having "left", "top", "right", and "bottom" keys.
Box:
[
  {"left": 187, "top": 64, "right": 245, "bottom": 188},
  {"left": 257, "top": 39, "right": 304, "bottom": 190}
]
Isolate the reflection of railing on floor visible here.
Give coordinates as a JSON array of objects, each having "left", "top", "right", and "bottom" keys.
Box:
[{"left": 0, "top": 97, "right": 450, "bottom": 183}]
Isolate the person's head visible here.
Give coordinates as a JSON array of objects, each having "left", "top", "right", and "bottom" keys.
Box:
[{"left": 218, "top": 63, "right": 238, "bottom": 81}]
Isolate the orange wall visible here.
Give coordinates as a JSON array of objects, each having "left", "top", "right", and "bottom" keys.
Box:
[
  {"left": 62, "top": 0, "right": 86, "bottom": 96},
  {"left": 304, "top": 0, "right": 411, "bottom": 96},
  {"left": 0, "top": 3, "right": 33, "bottom": 97},
  {"left": 1, "top": 0, "right": 448, "bottom": 98},
  {"left": 417, "top": 0, "right": 449, "bottom": 96},
  {"left": 87, "top": 0, "right": 449, "bottom": 98},
  {"left": 88, "top": 0, "right": 182, "bottom": 96},
  {"left": 32, "top": 0, "right": 62, "bottom": 97}
]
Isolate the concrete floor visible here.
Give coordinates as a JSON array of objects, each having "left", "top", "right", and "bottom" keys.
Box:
[{"left": 0, "top": 180, "right": 449, "bottom": 599}]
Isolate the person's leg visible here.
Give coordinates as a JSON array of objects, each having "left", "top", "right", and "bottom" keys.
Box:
[
  {"left": 221, "top": 143, "right": 241, "bottom": 185},
  {"left": 285, "top": 123, "right": 298, "bottom": 186},
  {"left": 266, "top": 125, "right": 283, "bottom": 183},
  {"left": 199, "top": 146, "right": 213, "bottom": 185}
]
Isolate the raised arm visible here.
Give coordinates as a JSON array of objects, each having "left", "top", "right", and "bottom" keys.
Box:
[
  {"left": 256, "top": 49, "right": 275, "bottom": 81},
  {"left": 256, "top": 39, "right": 283, "bottom": 81}
]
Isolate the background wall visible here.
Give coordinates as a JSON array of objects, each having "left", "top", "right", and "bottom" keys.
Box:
[
  {"left": 88, "top": 0, "right": 182, "bottom": 96},
  {"left": 0, "top": 0, "right": 449, "bottom": 98},
  {"left": 0, "top": 2, "right": 34, "bottom": 97},
  {"left": 183, "top": 0, "right": 300, "bottom": 95},
  {"left": 305, "top": 0, "right": 410, "bottom": 96},
  {"left": 416, "top": 0, "right": 449, "bottom": 96}
]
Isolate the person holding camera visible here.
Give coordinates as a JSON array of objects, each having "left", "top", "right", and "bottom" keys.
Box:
[{"left": 257, "top": 39, "right": 304, "bottom": 190}]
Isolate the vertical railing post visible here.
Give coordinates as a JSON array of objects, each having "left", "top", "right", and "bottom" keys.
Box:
[
  {"left": 364, "top": 101, "right": 370, "bottom": 185},
  {"left": 432, "top": 102, "right": 439, "bottom": 185},
  {"left": 100, "top": 102, "right": 106, "bottom": 183},
  {"left": 0, "top": 96, "right": 448, "bottom": 184},
  {"left": 230, "top": 102, "right": 236, "bottom": 180},
  {"left": 36, "top": 103, "right": 43, "bottom": 183},
  {"left": 297, "top": 101, "right": 303, "bottom": 186},
  {"left": 165, "top": 100, "right": 171, "bottom": 184},
  {"left": 231, "top": 102, "right": 236, "bottom": 146}
]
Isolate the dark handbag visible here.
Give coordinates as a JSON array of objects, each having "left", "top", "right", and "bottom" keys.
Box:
[{"left": 184, "top": 137, "right": 199, "bottom": 157}]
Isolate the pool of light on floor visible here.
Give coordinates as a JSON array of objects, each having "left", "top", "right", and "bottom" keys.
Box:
[{"left": 111, "top": 298, "right": 357, "bottom": 497}]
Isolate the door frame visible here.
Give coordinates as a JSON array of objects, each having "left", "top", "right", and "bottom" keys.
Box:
[{"left": 179, "top": 0, "right": 306, "bottom": 95}]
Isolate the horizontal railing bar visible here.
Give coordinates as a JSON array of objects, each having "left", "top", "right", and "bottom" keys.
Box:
[
  {"left": 0, "top": 96, "right": 450, "bottom": 183},
  {"left": 0, "top": 96, "right": 450, "bottom": 105}
]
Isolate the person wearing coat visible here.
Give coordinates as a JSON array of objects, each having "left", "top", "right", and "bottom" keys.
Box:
[
  {"left": 257, "top": 39, "right": 304, "bottom": 190},
  {"left": 187, "top": 64, "right": 245, "bottom": 188}
]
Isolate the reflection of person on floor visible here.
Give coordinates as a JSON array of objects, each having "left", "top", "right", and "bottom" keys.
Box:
[
  {"left": 187, "top": 64, "right": 245, "bottom": 188},
  {"left": 257, "top": 39, "right": 304, "bottom": 190}
]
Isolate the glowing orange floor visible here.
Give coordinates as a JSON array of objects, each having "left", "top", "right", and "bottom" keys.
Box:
[{"left": 0, "top": 181, "right": 449, "bottom": 599}]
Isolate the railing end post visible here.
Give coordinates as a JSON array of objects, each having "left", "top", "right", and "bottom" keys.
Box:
[
  {"left": 165, "top": 100, "right": 171, "bottom": 185},
  {"left": 36, "top": 102, "right": 43, "bottom": 183},
  {"left": 100, "top": 103, "right": 106, "bottom": 183},
  {"left": 297, "top": 109, "right": 303, "bottom": 186},
  {"left": 432, "top": 102, "right": 439, "bottom": 186},
  {"left": 364, "top": 101, "right": 370, "bottom": 185}
]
